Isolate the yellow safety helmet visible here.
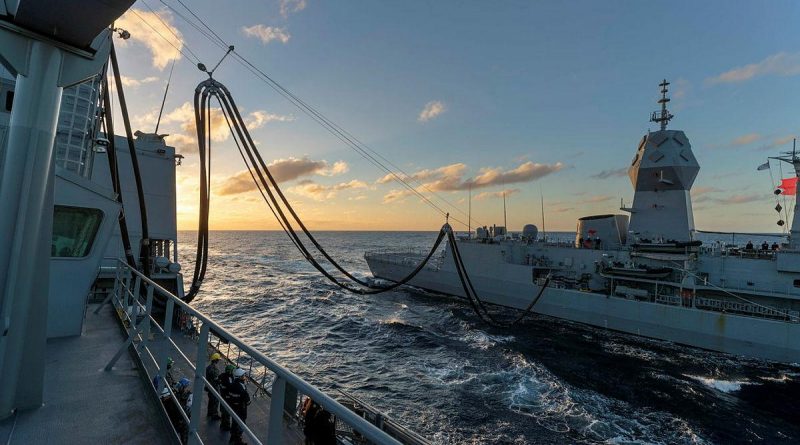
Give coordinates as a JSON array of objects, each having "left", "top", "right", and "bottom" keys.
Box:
[{"left": 210, "top": 353, "right": 222, "bottom": 361}]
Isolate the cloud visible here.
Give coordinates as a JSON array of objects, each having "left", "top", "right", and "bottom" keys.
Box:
[
  {"left": 468, "top": 161, "right": 564, "bottom": 190},
  {"left": 116, "top": 8, "right": 183, "bottom": 70},
  {"left": 245, "top": 111, "right": 294, "bottom": 129},
  {"left": 712, "top": 194, "right": 762, "bottom": 205},
  {"left": 474, "top": 188, "right": 520, "bottom": 201},
  {"left": 216, "top": 171, "right": 255, "bottom": 196},
  {"left": 289, "top": 182, "right": 334, "bottom": 201},
  {"left": 119, "top": 75, "right": 159, "bottom": 88},
  {"left": 756, "top": 134, "right": 796, "bottom": 152},
  {"left": 216, "top": 157, "right": 348, "bottom": 196},
  {"left": 580, "top": 195, "right": 613, "bottom": 204},
  {"left": 333, "top": 179, "right": 367, "bottom": 190},
  {"left": 590, "top": 167, "right": 628, "bottom": 179},
  {"left": 377, "top": 163, "right": 466, "bottom": 186},
  {"left": 165, "top": 133, "right": 196, "bottom": 153},
  {"left": 731, "top": 133, "right": 761, "bottom": 146},
  {"left": 156, "top": 102, "right": 292, "bottom": 151},
  {"left": 289, "top": 179, "right": 367, "bottom": 201},
  {"left": 418, "top": 100, "right": 446, "bottom": 122},
  {"left": 279, "top": 0, "right": 306, "bottom": 17},
  {"left": 707, "top": 52, "right": 800, "bottom": 85},
  {"left": 242, "top": 24, "right": 290, "bottom": 45},
  {"left": 692, "top": 186, "right": 723, "bottom": 196},
  {"left": 382, "top": 189, "right": 414, "bottom": 204},
  {"left": 672, "top": 78, "right": 690, "bottom": 99},
  {"left": 325, "top": 161, "right": 349, "bottom": 176},
  {"left": 378, "top": 161, "right": 562, "bottom": 195}
]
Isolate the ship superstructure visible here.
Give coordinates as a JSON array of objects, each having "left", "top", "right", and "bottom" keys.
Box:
[
  {"left": 0, "top": 4, "right": 422, "bottom": 444},
  {"left": 366, "top": 80, "right": 800, "bottom": 364}
]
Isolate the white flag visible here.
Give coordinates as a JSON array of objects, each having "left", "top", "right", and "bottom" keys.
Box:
[{"left": 757, "top": 161, "right": 770, "bottom": 171}]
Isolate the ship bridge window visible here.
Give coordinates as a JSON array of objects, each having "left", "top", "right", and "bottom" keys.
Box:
[
  {"left": 793, "top": 279, "right": 800, "bottom": 288},
  {"left": 5, "top": 91, "right": 12, "bottom": 112},
  {"left": 52, "top": 205, "right": 103, "bottom": 257}
]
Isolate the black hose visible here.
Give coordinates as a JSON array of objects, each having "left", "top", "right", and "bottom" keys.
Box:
[
  {"left": 183, "top": 78, "right": 447, "bottom": 297},
  {"left": 446, "top": 227, "right": 550, "bottom": 327},
  {"left": 185, "top": 85, "right": 211, "bottom": 302},
  {"left": 110, "top": 41, "right": 151, "bottom": 276},
  {"left": 218, "top": 83, "right": 376, "bottom": 288},
  {"left": 101, "top": 76, "right": 138, "bottom": 269}
]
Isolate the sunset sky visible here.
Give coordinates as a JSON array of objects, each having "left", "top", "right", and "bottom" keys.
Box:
[{"left": 112, "top": 1, "right": 800, "bottom": 232}]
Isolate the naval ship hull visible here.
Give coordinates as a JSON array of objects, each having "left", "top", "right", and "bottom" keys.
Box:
[{"left": 366, "top": 245, "right": 800, "bottom": 364}]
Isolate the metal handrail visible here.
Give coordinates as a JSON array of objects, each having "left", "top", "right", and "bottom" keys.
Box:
[{"left": 103, "top": 258, "right": 403, "bottom": 445}]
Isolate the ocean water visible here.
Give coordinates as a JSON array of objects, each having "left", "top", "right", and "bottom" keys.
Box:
[{"left": 180, "top": 230, "right": 800, "bottom": 445}]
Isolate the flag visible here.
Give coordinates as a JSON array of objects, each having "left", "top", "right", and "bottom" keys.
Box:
[
  {"left": 757, "top": 161, "right": 770, "bottom": 171},
  {"left": 778, "top": 177, "right": 798, "bottom": 196}
]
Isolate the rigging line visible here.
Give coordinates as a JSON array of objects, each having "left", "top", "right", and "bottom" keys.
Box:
[
  {"left": 129, "top": 8, "right": 199, "bottom": 63},
  {"left": 228, "top": 52, "right": 469, "bottom": 228},
  {"left": 231, "top": 53, "right": 450, "bottom": 216},
  {"left": 138, "top": 0, "right": 203, "bottom": 62},
  {"left": 153, "top": 0, "right": 470, "bottom": 226},
  {"left": 157, "top": 0, "right": 471, "bottom": 226},
  {"left": 280, "top": 85, "right": 481, "bottom": 227},
  {"left": 254, "top": 69, "right": 480, "bottom": 226},
  {"left": 668, "top": 261, "right": 800, "bottom": 322},
  {"left": 172, "top": 0, "right": 228, "bottom": 48},
  {"left": 158, "top": 0, "right": 228, "bottom": 52}
]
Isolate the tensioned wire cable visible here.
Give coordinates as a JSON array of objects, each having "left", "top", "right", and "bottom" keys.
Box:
[{"left": 144, "top": 0, "right": 480, "bottom": 229}]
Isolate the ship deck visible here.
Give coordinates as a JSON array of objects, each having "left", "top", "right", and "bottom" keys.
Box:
[
  {"left": 0, "top": 303, "right": 172, "bottom": 445},
  {"left": 0, "top": 303, "right": 307, "bottom": 445}
]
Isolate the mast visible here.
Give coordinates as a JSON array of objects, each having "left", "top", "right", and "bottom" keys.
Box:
[
  {"left": 468, "top": 183, "right": 472, "bottom": 236},
  {"left": 541, "top": 189, "right": 546, "bottom": 242},
  {"left": 650, "top": 79, "right": 674, "bottom": 131},
  {"left": 502, "top": 189, "right": 507, "bottom": 236},
  {"left": 768, "top": 139, "right": 800, "bottom": 248}
]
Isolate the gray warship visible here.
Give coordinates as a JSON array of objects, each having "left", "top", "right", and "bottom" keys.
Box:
[{"left": 366, "top": 80, "right": 800, "bottom": 364}]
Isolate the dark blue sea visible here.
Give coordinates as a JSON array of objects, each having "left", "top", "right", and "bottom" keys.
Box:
[{"left": 179, "top": 231, "right": 800, "bottom": 445}]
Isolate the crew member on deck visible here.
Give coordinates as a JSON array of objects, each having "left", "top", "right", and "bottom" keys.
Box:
[
  {"left": 746, "top": 240, "right": 754, "bottom": 251},
  {"left": 206, "top": 353, "right": 222, "bottom": 420},
  {"left": 761, "top": 241, "right": 769, "bottom": 251},
  {"left": 219, "top": 364, "right": 236, "bottom": 432},
  {"left": 228, "top": 368, "right": 251, "bottom": 445}
]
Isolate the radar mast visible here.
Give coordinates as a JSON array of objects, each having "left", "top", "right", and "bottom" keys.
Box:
[{"left": 650, "top": 79, "right": 674, "bottom": 131}]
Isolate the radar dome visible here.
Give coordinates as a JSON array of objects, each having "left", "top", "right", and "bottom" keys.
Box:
[{"left": 522, "top": 224, "right": 538, "bottom": 240}]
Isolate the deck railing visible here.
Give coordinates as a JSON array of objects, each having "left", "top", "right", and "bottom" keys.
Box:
[{"left": 99, "top": 258, "right": 404, "bottom": 445}]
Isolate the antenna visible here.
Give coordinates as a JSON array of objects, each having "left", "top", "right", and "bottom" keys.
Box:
[
  {"left": 650, "top": 79, "right": 674, "bottom": 131},
  {"left": 154, "top": 57, "right": 177, "bottom": 134},
  {"left": 540, "top": 187, "right": 546, "bottom": 242},
  {"left": 468, "top": 183, "right": 472, "bottom": 236},
  {"left": 503, "top": 189, "right": 508, "bottom": 237}
]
